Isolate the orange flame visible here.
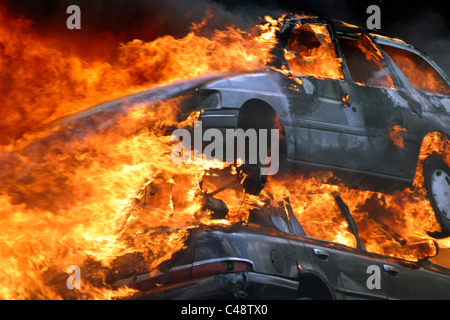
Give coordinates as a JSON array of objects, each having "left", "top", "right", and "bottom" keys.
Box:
[
  {"left": 0, "top": 7, "right": 448, "bottom": 300},
  {"left": 388, "top": 124, "right": 407, "bottom": 149},
  {"left": 0, "top": 8, "right": 280, "bottom": 299}
]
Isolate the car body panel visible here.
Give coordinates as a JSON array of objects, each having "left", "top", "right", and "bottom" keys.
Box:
[
  {"left": 193, "top": 226, "right": 300, "bottom": 279},
  {"left": 138, "top": 272, "right": 299, "bottom": 300},
  {"left": 291, "top": 236, "right": 388, "bottom": 300},
  {"left": 372, "top": 253, "right": 450, "bottom": 300}
]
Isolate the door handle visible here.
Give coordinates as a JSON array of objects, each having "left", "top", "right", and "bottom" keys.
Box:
[
  {"left": 383, "top": 264, "right": 399, "bottom": 276},
  {"left": 313, "top": 248, "right": 329, "bottom": 259}
]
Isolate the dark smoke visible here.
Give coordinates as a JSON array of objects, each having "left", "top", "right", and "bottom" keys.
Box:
[
  {"left": 1, "top": 0, "right": 276, "bottom": 48},
  {"left": 0, "top": 0, "right": 283, "bottom": 68},
  {"left": 4, "top": 0, "right": 448, "bottom": 75},
  {"left": 386, "top": 8, "right": 450, "bottom": 78}
]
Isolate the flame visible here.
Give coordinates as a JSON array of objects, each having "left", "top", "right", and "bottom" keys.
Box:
[
  {"left": 344, "top": 33, "right": 395, "bottom": 88},
  {"left": 418, "top": 131, "right": 450, "bottom": 172},
  {"left": 0, "top": 7, "right": 279, "bottom": 145},
  {"left": 0, "top": 7, "right": 448, "bottom": 300},
  {"left": 380, "top": 44, "right": 450, "bottom": 95},
  {"left": 265, "top": 171, "right": 442, "bottom": 262},
  {"left": 388, "top": 124, "right": 407, "bottom": 149},
  {"left": 0, "top": 7, "right": 280, "bottom": 299},
  {"left": 284, "top": 23, "right": 344, "bottom": 80}
]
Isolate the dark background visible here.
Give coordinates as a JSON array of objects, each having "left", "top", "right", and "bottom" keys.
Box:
[{"left": 2, "top": 0, "right": 449, "bottom": 75}]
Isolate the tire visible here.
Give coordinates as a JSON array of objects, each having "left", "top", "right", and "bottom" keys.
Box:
[{"left": 423, "top": 156, "right": 450, "bottom": 238}]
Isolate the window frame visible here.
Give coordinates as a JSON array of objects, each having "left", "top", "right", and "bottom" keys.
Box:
[
  {"left": 373, "top": 37, "right": 450, "bottom": 96},
  {"left": 334, "top": 31, "right": 397, "bottom": 88},
  {"left": 283, "top": 22, "right": 345, "bottom": 80}
]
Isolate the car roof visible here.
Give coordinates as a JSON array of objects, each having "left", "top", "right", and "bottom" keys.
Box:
[
  {"left": 280, "top": 14, "right": 400, "bottom": 39},
  {"left": 278, "top": 14, "right": 449, "bottom": 80}
]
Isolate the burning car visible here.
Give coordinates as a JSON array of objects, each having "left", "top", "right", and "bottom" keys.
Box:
[
  {"left": 111, "top": 179, "right": 450, "bottom": 300},
  {"left": 7, "top": 12, "right": 449, "bottom": 299},
  {"left": 194, "top": 15, "right": 450, "bottom": 237}
]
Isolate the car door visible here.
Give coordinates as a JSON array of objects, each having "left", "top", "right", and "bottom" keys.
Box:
[
  {"left": 372, "top": 254, "right": 450, "bottom": 300},
  {"left": 283, "top": 196, "right": 388, "bottom": 300},
  {"left": 335, "top": 31, "right": 423, "bottom": 180},
  {"left": 281, "top": 22, "right": 369, "bottom": 170},
  {"left": 298, "top": 237, "right": 389, "bottom": 300},
  {"left": 376, "top": 37, "right": 450, "bottom": 150}
]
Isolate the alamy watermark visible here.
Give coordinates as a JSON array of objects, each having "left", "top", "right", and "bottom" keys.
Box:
[
  {"left": 366, "top": 265, "right": 381, "bottom": 290},
  {"left": 171, "top": 121, "right": 280, "bottom": 175},
  {"left": 366, "top": 5, "right": 381, "bottom": 30},
  {"left": 65, "top": 5, "right": 381, "bottom": 31},
  {"left": 66, "top": 5, "right": 81, "bottom": 30},
  {"left": 66, "top": 265, "right": 81, "bottom": 289}
]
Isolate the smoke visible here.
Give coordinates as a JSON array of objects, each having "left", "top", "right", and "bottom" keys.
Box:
[
  {"left": 0, "top": 0, "right": 281, "bottom": 144},
  {"left": 3, "top": 0, "right": 448, "bottom": 74},
  {"left": 386, "top": 8, "right": 450, "bottom": 77},
  {"left": 1, "top": 0, "right": 276, "bottom": 54}
]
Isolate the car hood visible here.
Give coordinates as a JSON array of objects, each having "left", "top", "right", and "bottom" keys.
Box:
[{"left": 48, "top": 73, "right": 237, "bottom": 128}]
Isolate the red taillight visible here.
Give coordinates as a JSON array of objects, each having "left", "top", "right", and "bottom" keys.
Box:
[
  {"left": 166, "top": 266, "right": 191, "bottom": 284},
  {"left": 192, "top": 260, "right": 251, "bottom": 279},
  {"left": 117, "top": 258, "right": 252, "bottom": 291}
]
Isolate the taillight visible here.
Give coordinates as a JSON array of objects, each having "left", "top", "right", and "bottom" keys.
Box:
[
  {"left": 192, "top": 259, "right": 251, "bottom": 279},
  {"left": 116, "top": 257, "right": 253, "bottom": 291}
]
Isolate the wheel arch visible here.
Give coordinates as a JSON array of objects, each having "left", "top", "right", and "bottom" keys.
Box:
[
  {"left": 417, "top": 130, "right": 450, "bottom": 238},
  {"left": 238, "top": 98, "right": 279, "bottom": 125},
  {"left": 295, "top": 273, "right": 336, "bottom": 300},
  {"left": 237, "top": 98, "right": 290, "bottom": 164},
  {"left": 417, "top": 130, "right": 450, "bottom": 168}
]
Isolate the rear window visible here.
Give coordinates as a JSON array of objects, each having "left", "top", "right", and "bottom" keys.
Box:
[{"left": 380, "top": 44, "right": 450, "bottom": 95}]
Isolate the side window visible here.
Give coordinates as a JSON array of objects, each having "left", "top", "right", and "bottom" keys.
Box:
[
  {"left": 380, "top": 44, "right": 450, "bottom": 95},
  {"left": 289, "top": 193, "right": 357, "bottom": 248},
  {"left": 338, "top": 34, "right": 394, "bottom": 87},
  {"left": 284, "top": 24, "right": 344, "bottom": 79}
]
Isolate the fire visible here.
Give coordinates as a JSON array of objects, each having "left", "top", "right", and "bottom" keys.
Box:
[
  {"left": 261, "top": 172, "right": 441, "bottom": 262},
  {"left": 284, "top": 22, "right": 344, "bottom": 80},
  {"left": 380, "top": 44, "right": 450, "bottom": 95},
  {"left": 0, "top": 6, "right": 448, "bottom": 300},
  {"left": 0, "top": 6, "right": 280, "bottom": 299},
  {"left": 0, "top": 6, "right": 280, "bottom": 145},
  {"left": 388, "top": 124, "right": 407, "bottom": 149}
]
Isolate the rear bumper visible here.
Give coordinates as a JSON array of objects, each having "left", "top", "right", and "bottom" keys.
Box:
[{"left": 137, "top": 272, "right": 299, "bottom": 300}]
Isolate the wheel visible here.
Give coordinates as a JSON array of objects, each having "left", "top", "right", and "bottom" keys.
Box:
[{"left": 423, "top": 156, "right": 450, "bottom": 238}]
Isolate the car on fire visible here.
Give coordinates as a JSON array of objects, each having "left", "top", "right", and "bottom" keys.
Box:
[
  {"left": 111, "top": 189, "right": 450, "bottom": 300},
  {"left": 53, "top": 15, "right": 450, "bottom": 237},
  {"left": 192, "top": 15, "right": 450, "bottom": 237},
  {"left": 52, "top": 14, "right": 450, "bottom": 300}
]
